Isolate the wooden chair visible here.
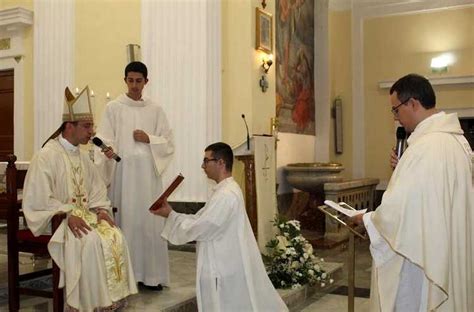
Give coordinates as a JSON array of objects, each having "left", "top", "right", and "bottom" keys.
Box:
[{"left": 0, "top": 154, "right": 64, "bottom": 312}]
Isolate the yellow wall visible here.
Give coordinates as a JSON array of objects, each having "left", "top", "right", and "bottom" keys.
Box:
[
  {"left": 364, "top": 7, "right": 474, "bottom": 182},
  {"left": 75, "top": 0, "right": 141, "bottom": 124},
  {"left": 221, "top": 0, "right": 253, "bottom": 146},
  {"left": 221, "top": 0, "right": 276, "bottom": 148},
  {"left": 329, "top": 10, "right": 353, "bottom": 179},
  {"left": 1, "top": 0, "right": 140, "bottom": 159},
  {"left": 222, "top": 0, "right": 276, "bottom": 185},
  {"left": 8, "top": 1, "right": 471, "bottom": 185}
]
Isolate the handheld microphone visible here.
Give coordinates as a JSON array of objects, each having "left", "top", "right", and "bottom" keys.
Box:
[
  {"left": 241, "top": 114, "right": 250, "bottom": 150},
  {"left": 92, "top": 137, "right": 121, "bottom": 162},
  {"left": 396, "top": 126, "right": 407, "bottom": 159}
]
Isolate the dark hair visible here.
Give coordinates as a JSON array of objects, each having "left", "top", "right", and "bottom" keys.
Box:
[
  {"left": 42, "top": 121, "right": 78, "bottom": 148},
  {"left": 205, "top": 142, "right": 234, "bottom": 172},
  {"left": 390, "top": 73, "right": 436, "bottom": 109},
  {"left": 124, "top": 61, "right": 148, "bottom": 79}
]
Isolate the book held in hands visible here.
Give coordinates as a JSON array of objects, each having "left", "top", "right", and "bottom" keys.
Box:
[{"left": 149, "top": 174, "right": 184, "bottom": 211}]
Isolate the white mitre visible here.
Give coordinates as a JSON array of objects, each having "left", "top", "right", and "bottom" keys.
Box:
[
  {"left": 63, "top": 86, "right": 93, "bottom": 122},
  {"left": 42, "top": 86, "right": 93, "bottom": 147}
]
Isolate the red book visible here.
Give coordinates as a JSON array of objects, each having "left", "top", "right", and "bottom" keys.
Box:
[{"left": 149, "top": 174, "right": 184, "bottom": 211}]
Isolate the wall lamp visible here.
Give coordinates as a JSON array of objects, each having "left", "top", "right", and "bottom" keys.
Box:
[
  {"left": 430, "top": 53, "right": 454, "bottom": 74},
  {"left": 259, "top": 54, "right": 273, "bottom": 92}
]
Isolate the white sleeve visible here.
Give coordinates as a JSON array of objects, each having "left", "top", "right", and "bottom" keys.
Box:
[
  {"left": 148, "top": 107, "right": 174, "bottom": 175},
  {"left": 161, "top": 193, "right": 235, "bottom": 245},
  {"left": 363, "top": 212, "right": 397, "bottom": 268}
]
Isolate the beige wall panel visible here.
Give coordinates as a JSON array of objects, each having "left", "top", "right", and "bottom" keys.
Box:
[
  {"left": 75, "top": 0, "right": 141, "bottom": 123},
  {"left": 329, "top": 10, "right": 353, "bottom": 179},
  {"left": 364, "top": 7, "right": 474, "bottom": 182}
]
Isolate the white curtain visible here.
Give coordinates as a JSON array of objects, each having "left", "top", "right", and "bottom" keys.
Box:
[
  {"left": 142, "top": 0, "right": 222, "bottom": 202},
  {"left": 33, "top": 0, "right": 75, "bottom": 151}
]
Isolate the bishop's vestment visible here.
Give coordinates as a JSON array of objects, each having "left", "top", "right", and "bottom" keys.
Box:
[{"left": 23, "top": 137, "right": 137, "bottom": 311}]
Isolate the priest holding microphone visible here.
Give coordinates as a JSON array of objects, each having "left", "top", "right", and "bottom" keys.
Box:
[{"left": 352, "top": 74, "right": 473, "bottom": 311}]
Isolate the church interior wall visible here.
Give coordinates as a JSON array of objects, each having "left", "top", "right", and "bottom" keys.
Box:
[
  {"left": 0, "top": 0, "right": 34, "bottom": 160},
  {"left": 221, "top": 0, "right": 258, "bottom": 190},
  {"left": 363, "top": 6, "right": 474, "bottom": 183},
  {"left": 2, "top": 0, "right": 471, "bottom": 203},
  {"left": 329, "top": 10, "right": 353, "bottom": 180},
  {"left": 221, "top": 0, "right": 254, "bottom": 148},
  {"left": 74, "top": 0, "right": 141, "bottom": 125}
]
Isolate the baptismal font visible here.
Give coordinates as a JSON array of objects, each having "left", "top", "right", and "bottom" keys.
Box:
[{"left": 283, "top": 162, "right": 343, "bottom": 240}]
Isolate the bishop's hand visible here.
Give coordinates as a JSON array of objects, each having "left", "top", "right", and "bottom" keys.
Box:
[
  {"left": 102, "top": 146, "right": 116, "bottom": 160},
  {"left": 97, "top": 209, "right": 115, "bottom": 227},
  {"left": 68, "top": 215, "right": 92, "bottom": 238}
]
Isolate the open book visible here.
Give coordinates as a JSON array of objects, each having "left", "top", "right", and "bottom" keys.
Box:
[
  {"left": 149, "top": 174, "right": 184, "bottom": 211},
  {"left": 323, "top": 200, "right": 366, "bottom": 217}
]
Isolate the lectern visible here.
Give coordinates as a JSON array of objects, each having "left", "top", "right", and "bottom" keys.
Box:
[{"left": 234, "top": 135, "right": 277, "bottom": 249}]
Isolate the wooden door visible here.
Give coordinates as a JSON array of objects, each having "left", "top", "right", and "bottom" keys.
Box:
[{"left": 0, "top": 69, "right": 14, "bottom": 155}]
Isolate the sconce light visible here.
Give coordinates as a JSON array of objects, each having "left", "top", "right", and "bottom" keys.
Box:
[
  {"left": 430, "top": 53, "right": 454, "bottom": 74},
  {"left": 259, "top": 54, "right": 273, "bottom": 92},
  {"left": 262, "top": 54, "right": 273, "bottom": 73}
]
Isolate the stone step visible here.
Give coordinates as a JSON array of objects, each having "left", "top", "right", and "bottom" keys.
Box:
[{"left": 159, "top": 261, "right": 344, "bottom": 312}]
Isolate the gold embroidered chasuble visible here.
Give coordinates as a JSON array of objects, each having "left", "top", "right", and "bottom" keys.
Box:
[{"left": 66, "top": 150, "right": 129, "bottom": 301}]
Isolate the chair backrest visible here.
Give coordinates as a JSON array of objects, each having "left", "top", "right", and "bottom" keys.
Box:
[
  {"left": 0, "top": 154, "right": 21, "bottom": 220},
  {"left": 3, "top": 154, "right": 65, "bottom": 312}
]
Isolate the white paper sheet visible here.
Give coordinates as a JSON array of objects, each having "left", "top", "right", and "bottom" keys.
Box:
[{"left": 324, "top": 200, "right": 366, "bottom": 217}]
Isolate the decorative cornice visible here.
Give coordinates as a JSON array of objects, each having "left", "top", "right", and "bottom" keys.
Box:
[
  {"left": 0, "top": 7, "right": 33, "bottom": 31},
  {"left": 329, "top": 0, "right": 351, "bottom": 12},
  {"left": 379, "top": 75, "right": 474, "bottom": 89},
  {"left": 330, "top": 0, "right": 473, "bottom": 14}
]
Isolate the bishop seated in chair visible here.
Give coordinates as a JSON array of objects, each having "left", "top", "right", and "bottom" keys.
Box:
[{"left": 22, "top": 86, "right": 137, "bottom": 311}]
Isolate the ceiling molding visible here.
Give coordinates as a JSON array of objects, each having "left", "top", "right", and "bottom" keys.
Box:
[
  {"left": 379, "top": 75, "right": 474, "bottom": 89},
  {"left": 329, "top": 0, "right": 473, "bottom": 14}
]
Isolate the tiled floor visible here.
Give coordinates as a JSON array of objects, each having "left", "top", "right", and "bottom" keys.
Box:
[{"left": 0, "top": 231, "right": 371, "bottom": 311}]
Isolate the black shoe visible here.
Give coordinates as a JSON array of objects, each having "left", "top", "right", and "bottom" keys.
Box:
[{"left": 138, "top": 282, "right": 163, "bottom": 291}]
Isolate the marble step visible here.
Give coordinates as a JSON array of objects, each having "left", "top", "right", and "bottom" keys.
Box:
[{"left": 160, "top": 261, "right": 344, "bottom": 312}]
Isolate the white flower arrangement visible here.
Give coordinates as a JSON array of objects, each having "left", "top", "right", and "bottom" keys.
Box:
[{"left": 263, "top": 216, "right": 329, "bottom": 289}]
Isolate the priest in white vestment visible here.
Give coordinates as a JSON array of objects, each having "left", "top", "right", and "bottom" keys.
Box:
[
  {"left": 94, "top": 61, "right": 174, "bottom": 289},
  {"left": 152, "top": 142, "right": 288, "bottom": 311},
  {"left": 352, "top": 74, "right": 473, "bottom": 311},
  {"left": 23, "top": 87, "right": 137, "bottom": 311}
]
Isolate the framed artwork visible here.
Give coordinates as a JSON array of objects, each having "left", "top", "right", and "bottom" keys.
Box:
[{"left": 256, "top": 8, "right": 272, "bottom": 53}]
